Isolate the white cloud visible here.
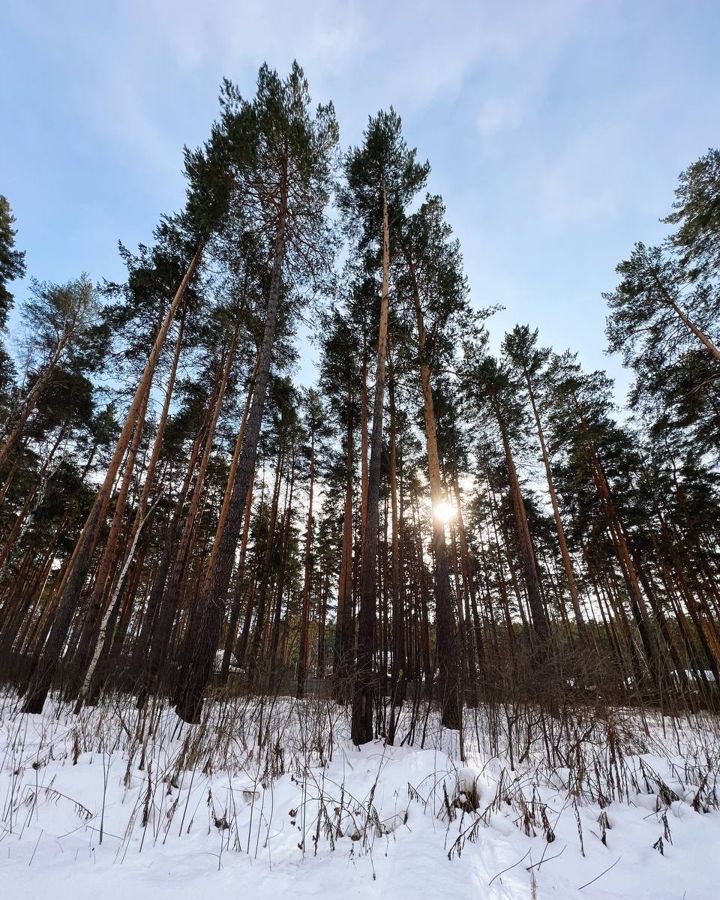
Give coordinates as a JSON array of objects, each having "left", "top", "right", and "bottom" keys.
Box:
[{"left": 8, "top": 0, "right": 593, "bottom": 169}]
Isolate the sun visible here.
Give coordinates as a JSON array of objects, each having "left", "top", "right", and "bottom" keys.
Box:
[{"left": 433, "top": 500, "right": 457, "bottom": 524}]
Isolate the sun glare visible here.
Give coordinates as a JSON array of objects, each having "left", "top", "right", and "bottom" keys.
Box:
[{"left": 433, "top": 500, "right": 457, "bottom": 524}]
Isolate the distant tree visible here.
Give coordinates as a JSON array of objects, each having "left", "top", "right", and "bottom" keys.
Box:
[
  {"left": 296, "top": 388, "right": 327, "bottom": 698},
  {"left": 463, "top": 350, "right": 552, "bottom": 655},
  {"left": 664, "top": 147, "right": 720, "bottom": 279},
  {"left": 318, "top": 305, "right": 360, "bottom": 697},
  {"left": 502, "top": 325, "right": 587, "bottom": 644},
  {"left": 0, "top": 195, "right": 26, "bottom": 330},
  {"left": 0, "top": 276, "right": 104, "bottom": 470},
  {"left": 545, "top": 353, "right": 666, "bottom": 687},
  {"left": 605, "top": 242, "right": 720, "bottom": 369}
]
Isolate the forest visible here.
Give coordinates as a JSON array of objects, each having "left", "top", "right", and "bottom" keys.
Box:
[{"left": 1, "top": 64, "right": 720, "bottom": 740}]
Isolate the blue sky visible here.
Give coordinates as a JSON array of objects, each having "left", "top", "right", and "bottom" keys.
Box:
[{"left": 2, "top": 0, "right": 719, "bottom": 396}]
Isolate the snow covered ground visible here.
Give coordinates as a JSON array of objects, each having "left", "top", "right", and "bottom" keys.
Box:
[{"left": 1, "top": 694, "right": 718, "bottom": 899}]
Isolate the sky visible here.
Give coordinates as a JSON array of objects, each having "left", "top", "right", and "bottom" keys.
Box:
[{"left": 2, "top": 0, "right": 719, "bottom": 399}]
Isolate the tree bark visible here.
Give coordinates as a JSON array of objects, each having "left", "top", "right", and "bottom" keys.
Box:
[
  {"left": 333, "top": 386, "right": 355, "bottom": 701},
  {"left": 490, "top": 390, "right": 551, "bottom": 652},
  {"left": 406, "top": 254, "right": 462, "bottom": 730},
  {"left": 387, "top": 356, "right": 406, "bottom": 720},
  {"left": 174, "top": 205, "right": 287, "bottom": 723},
  {"left": 21, "top": 242, "right": 203, "bottom": 714},
  {"left": 352, "top": 186, "right": 390, "bottom": 745},
  {"left": 523, "top": 369, "right": 587, "bottom": 642},
  {"left": 297, "top": 430, "right": 315, "bottom": 698}
]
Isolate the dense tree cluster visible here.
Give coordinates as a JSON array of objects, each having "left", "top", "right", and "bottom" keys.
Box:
[{"left": 1, "top": 64, "right": 719, "bottom": 739}]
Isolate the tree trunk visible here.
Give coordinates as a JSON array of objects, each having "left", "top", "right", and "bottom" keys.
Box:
[
  {"left": 67, "top": 387, "right": 149, "bottom": 699},
  {"left": 219, "top": 463, "right": 256, "bottom": 683},
  {"left": 155, "top": 332, "right": 238, "bottom": 694},
  {"left": 652, "top": 271, "right": 720, "bottom": 363},
  {"left": 75, "top": 308, "right": 185, "bottom": 704},
  {"left": 0, "top": 422, "right": 67, "bottom": 579},
  {"left": 387, "top": 356, "right": 406, "bottom": 720},
  {"left": 406, "top": 254, "right": 462, "bottom": 730},
  {"left": 0, "top": 330, "right": 76, "bottom": 469},
  {"left": 134, "top": 423, "right": 205, "bottom": 706},
  {"left": 21, "top": 242, "right": 203, "bottom": 714},
  {"left": 589, "top": 451, "right": 663, "bottom": 687},
  {"left": 245, "top": 446, "right": 285, "bottom": 674},
  {"left": 333, "top": 386, "right": 355, "bottom": 700},
  {"left": 268, "top": 451, "right": 296, "bottom": 681},
  {"left": 316, "top": 567, "right": 329, "bottom": 678},
  {"left": 75, "top": 497, "right": 160, "bottom": 710},
  {"left": 174, "top": 207, "right": 287, "bottom": 723},
  {"left": 352, "top": 186, "right": 390, "bottom": 745},
  {"left": 297, "top": 431, "right": 315, "bottom": 698},
  {"left": 491, "top": 391, "right": 551, "bottom": 653},
  {"left": 524, "top": 370, "right": 587, "bottom": 642}
]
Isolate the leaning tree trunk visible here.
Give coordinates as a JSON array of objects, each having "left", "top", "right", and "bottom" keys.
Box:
[
  {"left": 67, "top": 387, "right": 149, "bottom": 700},
  {"left": 174, "top": 207, "right": 287, "bottom": 724},
  {"left": 654, "top": 273, "right": 720, "bottom": 363},
  {"left": 0, "top": 422, "right": 67, "bottom": 580},
  {"left": 74, "top": 313, "right": 186, "bottom": 710},
  {"left": 589, "top": 449, "right": 664, "bottom": 688},
  {"left": 570, "top": 392, "right": 664, "bottom": 688},
  {"left": 133, "top": 422, "right": 205, "bottom": 706},
  {"left": 491, "top": 392, "right": 551, "bottom": 652},
  {"left": 74, "top": 497, "right": 161, "bottom": 711},
  {"left": 153, "top": 341, "right": 236, "bottom": 698},
  {"left": 219, "top": 463, "right": 255, "bottom": 683},
  {"left": 0, "top": 329, "right": 76, "bottom": 469},
  {"left": 207, "top": 354, "right": 257, "bottom": 576},
  {"left": 21, "top": 241, "right": 203, "bottom": 714},
  {"left": 524, "top": 371, "right": 587, "bottom": 645}
]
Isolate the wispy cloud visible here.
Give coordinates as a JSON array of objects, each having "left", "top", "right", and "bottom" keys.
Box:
[
  {"left": 6, "top": 0, "right": 590, "bottom": 166},
  {"left": 2, "top": 0, "right": 719, "bottom": 391}
]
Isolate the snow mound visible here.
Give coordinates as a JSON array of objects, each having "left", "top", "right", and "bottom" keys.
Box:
[{"left": 1, "top": 695, "right": 720, "bottom": 899}]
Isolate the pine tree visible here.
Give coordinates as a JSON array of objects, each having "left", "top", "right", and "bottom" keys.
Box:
[
  {"left": 20, "top": 116, "right": 232, "bottom": 714},
  {"left": 4, "top": 72, "right": 720, "bottom": 733},
  {"left": 664, "top": 147, "right": 720, "bottom": 279},
  {"left": 0, "top": 277, "right": 105, "bottom": 470},
  {"left": 605, "top": 242, "right": 720, "bottom": 367},
  {"left": 502, "top": 325, "right": 588, "bottom": 645},
  {"left": 318, "top": 305, "right": 360, "bottom": 699},
  {"left": 398, "top": 194, "right": 474, "bottom": 729},
  {"left": 545, "top": 354, "right": 666, "bottom": 689},
  {"left": 463, "top": 350, "right": 552, "bottom": 657},
  {"left": 174, "top": 63, "right": 337, "bottom": 723},
  {"left": 296, "top": 388, "right": 326, "bottom": 698},
  {"left": 339, "top": 109, "right": 428, "bottom": 744},
  {"left": 0, "top": 195, "right": 26, "bottom": 331}
]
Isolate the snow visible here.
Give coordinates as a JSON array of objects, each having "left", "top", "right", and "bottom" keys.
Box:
[
  {"left": 1, "top": 695, "right": 719, "bottom": 899},
  {"left": 212, "top": 649, "right": 241, "bottom": 672}
]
